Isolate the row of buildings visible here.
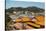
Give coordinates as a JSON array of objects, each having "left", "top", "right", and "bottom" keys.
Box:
[{"left": 6, "top": 10, "right": 44, "bottom": 22}]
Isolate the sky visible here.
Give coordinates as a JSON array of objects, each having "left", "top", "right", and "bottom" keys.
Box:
[{"left": 6, "top": 0, "right": 45, "bottom": 9}]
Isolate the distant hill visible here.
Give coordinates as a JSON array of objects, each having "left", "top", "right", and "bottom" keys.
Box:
[{"left": 5, "top": 6, "right": 44, "bottom": 13}]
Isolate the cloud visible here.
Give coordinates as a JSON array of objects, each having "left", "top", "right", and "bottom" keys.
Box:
[{"left": 10, "top": 0, "right": 44, "bottom": 2}]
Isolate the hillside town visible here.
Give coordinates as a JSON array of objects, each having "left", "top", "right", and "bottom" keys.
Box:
[{"left": 5, "top": 7, "right": 45, "bottom": 31}]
